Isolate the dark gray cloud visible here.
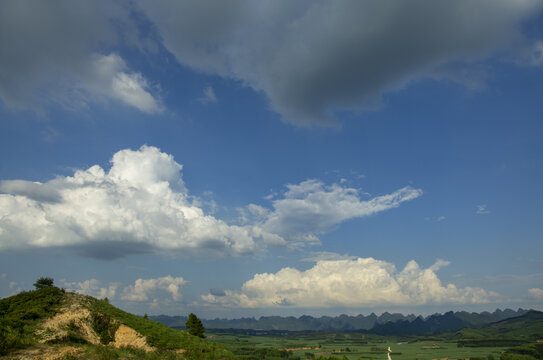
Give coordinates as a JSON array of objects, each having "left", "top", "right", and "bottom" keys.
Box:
[
  {"left": 0, "top": 0, "right": 160, "bottom": 112},
  {"left": 2, "top": 1, "right": 542, "bottom": 122},
  {"left": 209, "top": 288, "right": 226, "bottom": 297},
  {"left": 0, "top": 180, "right": 62, "bottom": 203},
  {"left": 74, "top": 240, "right": 153, "bottom": 260},
  {"left": 140, "top": 0, "right": 543, "bottom": 126}
]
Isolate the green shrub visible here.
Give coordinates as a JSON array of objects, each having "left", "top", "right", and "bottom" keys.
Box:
[
  {"left": 0, "top": 324, "right": 23, "bottom": 355},
  {"left": 87, "top": 296, "right": 235, "bottom": 358},
  {"left": 91, "top": 312, "right": 119, "bottom": 345},
  {"left": 33, "top": 277, "right": 54, "bottom": 289},
  {"left": 0, "top": 286, "right": 64, "bottom": 354}
]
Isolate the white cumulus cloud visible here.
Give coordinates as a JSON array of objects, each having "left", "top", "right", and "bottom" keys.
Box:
[
  {"left": 0, "top": 145, "right": 256, "bottom": 258},
  {"left": 203, "top": 257, "right": 495, "bottom": 308},
  {"left": 62, "top": 279, "right": 120, "bottom": 299},
  {"left": 528, "top": 287, "right": 543, "bottom": 300},
  {"left": 0, "top": 146, "right": 421, "bottom": 257},
  {"left": 122, "top": 275, "right": 187, "bottom": 301},
  {"left": 89, "top": 53, "right": 161, "bottom": 113}
]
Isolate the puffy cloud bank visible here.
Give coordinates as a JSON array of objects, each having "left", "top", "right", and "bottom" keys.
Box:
[
  {"left": 62, "top": 279, "right": 120, "bottom": 299},
  {"left": 2, "top": 1, "right": 542, "bottom": 124},
  {"left": 0, "top": 146, "right": 255, "bottom": 258},
  {"left": 63, "top": 276, "right": 186, "bottom": 302},
  {"left": 121, "top": 276, "right": 187, "bottom": 302},
  {"left": 528, "top": 288, "right": 543, "bottom": 300},
  {"left": 0, "top": 146, "right": 420, "bottom": 258},
  {"left": 203, "top": 258, "right": 495, "bottom": 307}
]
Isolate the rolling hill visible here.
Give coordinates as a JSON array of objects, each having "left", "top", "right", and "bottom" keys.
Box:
[
  {"left": 456, "top": 310, "right": 543, "bottom": 341},
  {"left": 0, "top": 286, "right": 234, "bottom": 359}
]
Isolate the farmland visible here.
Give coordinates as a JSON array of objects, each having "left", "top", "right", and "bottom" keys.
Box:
[{"left": 209, "top": 331, "right": 507, "bottom": 360}]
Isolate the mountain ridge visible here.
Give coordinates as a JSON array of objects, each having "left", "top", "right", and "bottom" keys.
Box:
[{"left": 151, "top": 308, "right": 530, "bottom": 333}]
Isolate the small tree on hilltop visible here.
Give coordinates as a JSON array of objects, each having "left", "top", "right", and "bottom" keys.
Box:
[
  {"left": 33, "top": 277, "right": 54, "bottom": 289},
  {"left": 185, "top": 313, "right": 205, "bottom": 338}
]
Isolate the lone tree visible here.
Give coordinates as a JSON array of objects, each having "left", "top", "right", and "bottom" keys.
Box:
[
  {"left": 185, "top": 313, "right": 205, "bottom": 338},
  {"left": 33, "top": 277, "right": 54, "bottom": 289}
]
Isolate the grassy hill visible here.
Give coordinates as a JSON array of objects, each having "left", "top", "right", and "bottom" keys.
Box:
[
  {"left": 0, "top": 286, "right": 235, "bottom": 359},
  {"left": 456, "top": 310, "right": 543, "bottom": 342},
  {"left": 454, "top": 311, "right": 543, "bottom": 360}
]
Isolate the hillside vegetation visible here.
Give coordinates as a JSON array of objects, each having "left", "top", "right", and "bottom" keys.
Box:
[
  {"left": 456, "top": 311, "right": 543, "bottom": 341},
  {"left": 0, "top": 287, "right": 235, "bottom": 359},
  {"left": 2, "top": 286, "right": 542, "bottom": 360}
]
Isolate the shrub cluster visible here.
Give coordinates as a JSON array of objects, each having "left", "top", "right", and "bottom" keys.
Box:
[
  {"left": 92, "top": 312, "right": 119, "bottom": 345},
  {"left": 0, "top": 286, "right": 64, "bottom": 354}
]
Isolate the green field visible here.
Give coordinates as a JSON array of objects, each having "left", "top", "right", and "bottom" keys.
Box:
[{"left": 209, "top": 331, "right": 507, "bottom": 360}]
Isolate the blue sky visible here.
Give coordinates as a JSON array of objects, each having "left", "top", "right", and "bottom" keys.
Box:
[{"left": 1, "top": 1, "right": 543, "bottom": 318}]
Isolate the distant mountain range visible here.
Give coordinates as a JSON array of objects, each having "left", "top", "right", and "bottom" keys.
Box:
[{"left": 150, "top": 308, "right": 530, "bottom": 334}]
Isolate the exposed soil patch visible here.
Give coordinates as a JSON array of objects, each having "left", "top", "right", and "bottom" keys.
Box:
[
  {"left": 112, "top": 324, "right": 155, "bottom": 352},
  {"left": 35, "top": 293, "right": 155, "bottom": 352},
  {"left": 37, "top": 293, "right": 100, "bottom": 345}
]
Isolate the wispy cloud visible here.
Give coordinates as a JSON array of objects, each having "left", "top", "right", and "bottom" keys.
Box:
[
  {"left": 476, "top": 204, "right": 490, "bottom": 214},
  {"left": 203, "top": 257, "right": 496, "bottom": 308},
  {"left": 300, "top": 251, "right": 356, "bottom": 262},
  {"left": 9, "top": 281, "right": 22, "bottom": 294},
  {"left": 197, "top": 85, "right": 217, "bottom": 104},
  {"left": 249, "top": 180, "right": 422, "bottom": 247},
  {"left": 514, "top": 40, "right": 543, "bottom": 67}
]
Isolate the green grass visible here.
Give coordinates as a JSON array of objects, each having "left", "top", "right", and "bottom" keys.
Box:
[
  {"left": 86, "top": 295, "right": 235, "bottom": 359},
  {"left": 68, "top": 345, "right": 195, "bottom": 360},
  {"left": 1, "top": 288, "right": 236, "bottom": 359},
  {"left": 0, "top": 286, "right": 65, "bottom": 354},
  {"left": 455, "top": 311, "right": 543, "bottom": 341},
  {"left": 500, "top": 342, "right": 543, "bottom": 360},
  {"left": 209, "top": 332, "right": 509, "bottom": 360},
  {"left": 3, "top": 288, "right": 541, "bottom": 360}
]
